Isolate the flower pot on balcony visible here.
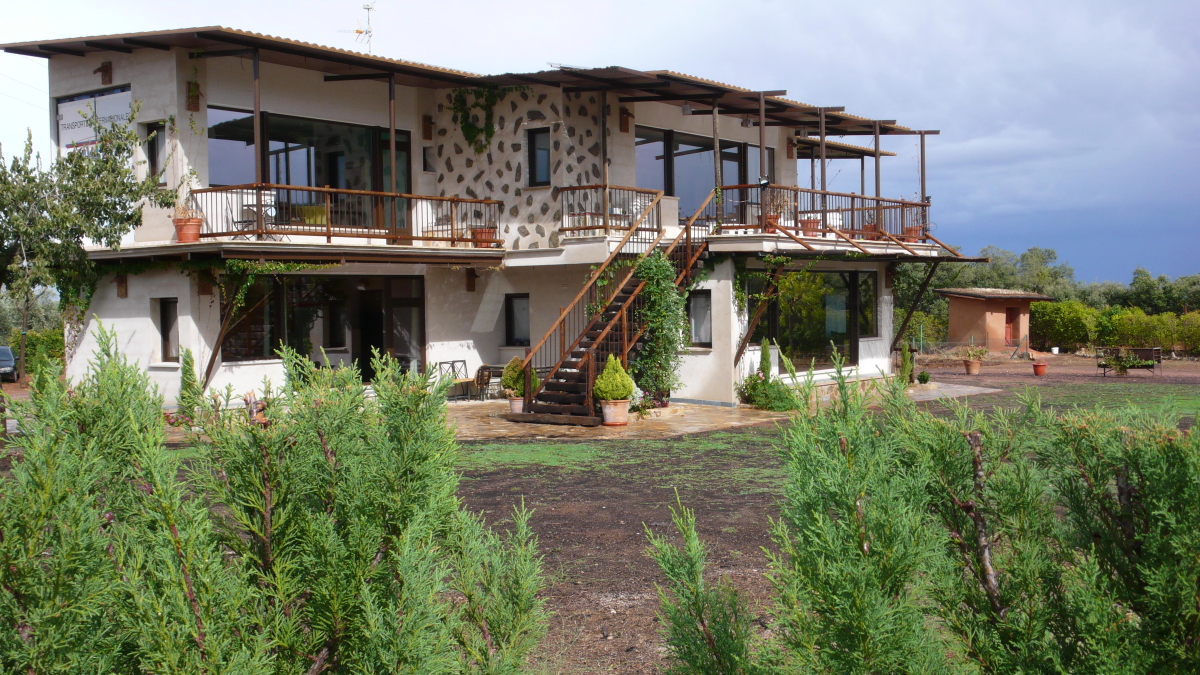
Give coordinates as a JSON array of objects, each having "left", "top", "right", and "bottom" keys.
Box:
[
  {"left": 1032, "top": 362, "right": 1048, "bottom": 377},
  {"left": 508, "top": 397, "right": 524, "bottom": 414},
  {"left": 760, "top": 214, "right": 779, "bottom": 234},
  {"left": 173, "top": 217, "right": 203, "bottom": 243},
  {"left": 472, "top": 227, "right": 497, "bottom": 248},
  {"left": 799, "top": 218, "right": 821, "bottom": 237},
  {"left": 963, "top": 359, "right": 982, "bottom": 375},
  {"left": 902, "top": 225, "right": 923, "bottom": 242},
  {"left": 600, "top": 399, "right": 630, "bottom": 426}
]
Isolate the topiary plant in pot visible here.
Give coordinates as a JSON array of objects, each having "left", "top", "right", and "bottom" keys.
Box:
[
  {"left": 501, "top": 356, "right": 538, "bottom": 413},
  {"left": 593, "top": 354, "right": 635, "bottom": 426}
]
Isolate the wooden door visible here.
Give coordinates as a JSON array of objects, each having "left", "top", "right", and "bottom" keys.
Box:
[{"left": 1005, "top": 307, "right": 1019, "bottom": 344}]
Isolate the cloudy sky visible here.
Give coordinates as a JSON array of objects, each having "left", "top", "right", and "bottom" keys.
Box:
[{"left": 1, "top": 0, "right": 1196, "bottom": 281}]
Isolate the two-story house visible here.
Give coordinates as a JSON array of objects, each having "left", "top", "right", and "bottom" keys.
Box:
[{"left": 2, "top": 27, "right": 975, "bottom": 422}]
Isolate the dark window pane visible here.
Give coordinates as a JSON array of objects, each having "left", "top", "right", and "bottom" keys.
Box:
[
  {"left": 858, "top": 272, "right": 878, "bottom": 338},
  {"left": 689, "top": 290, "right": 712, "bottom": 347},
  {"left": 761, "top": 271, "right": 855, "bottom": 370},
  {"left": 506, "top": 294, "right": 531, "bottom": 346},
  {"left": 635, "top": 126, "right": 666, "bottom": 193},
  {"left": 265, "top": 115, "right": 376, "bottom": 191},
  {"left": 146, "top": 121, "right": 166, "bottom": 184},
  {"left": 207, "top": 107, "right": 256, "bottom": 186},
  {"left": 673, "top": 133, "right": 715, "bottom": 217},
  {"left": 221, "top": 279, "right": 282, "bottom": 361},
  {"left": 529, "top": 128, "right": 551, "bottom": 186},
  {"left": 159, "top": 298, "right": 178, "bottom": 363}
]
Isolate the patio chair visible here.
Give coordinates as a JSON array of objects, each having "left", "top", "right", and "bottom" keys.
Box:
[
  {"left": 472, "top": 364, "right": 495, "bottom": 401},
  {"left": 436, "top": 360, "right": 472, "bottom": 400}
]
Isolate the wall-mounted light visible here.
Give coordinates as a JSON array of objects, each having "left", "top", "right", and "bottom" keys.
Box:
[
  {"left": 741, "top": 116, "right": 751, "bottom": 128},
  {"left": 682, "top": 103, "right": 693, "bottom": 115}
]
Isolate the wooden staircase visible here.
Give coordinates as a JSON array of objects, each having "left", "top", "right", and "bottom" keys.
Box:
[{"left": 508, "top": 189, "right": 714, "bottom": 426}]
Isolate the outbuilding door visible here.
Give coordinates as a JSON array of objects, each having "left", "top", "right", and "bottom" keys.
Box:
[{"left": 1005, "top": 307, "right": 1019, "bottom": 345}]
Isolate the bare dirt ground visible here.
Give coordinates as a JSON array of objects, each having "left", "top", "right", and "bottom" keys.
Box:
[{"left": 457, "top": 354, "right": 1200, "bottom": 673}]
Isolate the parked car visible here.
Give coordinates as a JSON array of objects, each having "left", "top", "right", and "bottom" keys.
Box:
[{"left": 0, "top": 346, "right": 17, "bottom": 382}]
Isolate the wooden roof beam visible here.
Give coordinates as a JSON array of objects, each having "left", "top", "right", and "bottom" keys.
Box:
[
  {"left": 37, "top": 44, "right": 85, "bottom": 57},
  {"left": 4, "top": 47, "right": 50, "bottom": 58},
  {"left": 563, "top": 81, "right": 670, "bottom": 93},
  {"left": 323, "top": 72, "right": 389, "bottom": 82},
  {"left": 121, "top": 37, "right": 171, "bottom": 51},
  {"left": 83, "top": 40, "right": 133, "bottom": 54}
]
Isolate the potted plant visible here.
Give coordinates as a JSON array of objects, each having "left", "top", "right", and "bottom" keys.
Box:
[
  {"left": 593, "top": 354, "right": 635, "bottom": 426},
  {"left": 799, "top": 217, "right": 821, "bottom": 237},
  {"left": 500, "top": 356, "right": 538, "bottom": 414},
  {"left": 173, "top": 203, "right": 203, "bottom": 243},
  {"left": 760, "top": 188, "right": 786, "bottom": 233},
  {"left": 902, "top": 224, "right": 923, "bottom": 242},
  {"left": 472, "top": 223, "right": 498, "bottom": 248},
  {"left": 961, "top": 345, "right": 989, "bottom": 375},
  {"left": 1032, "top": 360, "right": 1048, "bottom": 376}
]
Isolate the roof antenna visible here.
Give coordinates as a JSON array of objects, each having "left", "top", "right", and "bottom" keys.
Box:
[{"left": 339, "top": 3, "right": 376, "bottom": 53}]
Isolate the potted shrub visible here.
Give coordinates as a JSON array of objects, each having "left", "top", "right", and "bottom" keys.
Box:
[
  {"left": 472, "top": 225, "right": 498, "bottom": 248},
  {"left": 760, "top": 188, "right": 786, "bottom": 234},
  {"left": 1032, "top": 360, "right": 1048, "bottom": 376},
  {"left": 500, "top": 356, "right": 538, "bottom": 414},
  {"left": 173, "top": 203, "right": 203, "bottom": 243},
  {"left": 799, "top": 217, "right": 821, "bottom": 237},
  {"left": 961, "top": 345, "right": 989, "bottom": 375},
  {"left": 593, "top": 354, "right": 635, "bottom": 426},
  {"left": 902, "top": 225, "right": 923, "bottom": 242}
]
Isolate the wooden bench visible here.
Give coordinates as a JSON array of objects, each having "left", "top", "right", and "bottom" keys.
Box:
[{"left": 1097, "top": 347, "right": 1161, "bottom": 376}]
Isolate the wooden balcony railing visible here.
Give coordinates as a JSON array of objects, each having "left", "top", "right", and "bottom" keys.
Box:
[
  {"left": 559, "top": 184, "right": 663, "bottom": 238},
  {"left": 691, "top": 184, "right": 933, "bottom": 245},
  {"left": 187, "top": 183, "right": 504, "bottom": 247}
]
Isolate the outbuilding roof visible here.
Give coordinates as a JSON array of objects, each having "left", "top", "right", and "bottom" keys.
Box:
[{"left": 935, "top": 288, "right": 1053, "bottom": 301}]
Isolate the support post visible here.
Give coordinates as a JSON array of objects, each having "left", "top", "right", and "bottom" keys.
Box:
[
  {"left": 602, "top": 92, "right": 610, "bottom": 233},
  {"left": 253, "top": 49, "right": 262, "bottom": 184},
  {"left": 819, "top": 108, "right": 827, "bottom": 231},
  {"left": 874, "top": 120, "right": 882, "bottom": 234},
  {"left": 919, "top": 130, "right": 927, "bottom": 203},
  {"left": 891, "top": 260, "right": 940, "bottom": 353},
  {"left": 523, "top": 346, "right": 532, "bottom": 412},
  {"left": 712, "top": 96, "right": 721, "bottom": 203},
  {"left": 758, "top": 92, "right": 767, "bottom": 183}
]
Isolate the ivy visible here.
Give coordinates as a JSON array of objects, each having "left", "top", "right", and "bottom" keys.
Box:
[
  {"left": 450, "top": 86, "right": 528, "bottom": 153},
  {"left": 629, "top": 251, "right": 688, "bottom": 404}
]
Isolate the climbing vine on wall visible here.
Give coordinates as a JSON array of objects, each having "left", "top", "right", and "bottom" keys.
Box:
[
  {"left": 450, "top": 85, "right": 528, "bottom": 153},
  {"left": 629, "top": 251, "right": 689, "bottom": 404}
]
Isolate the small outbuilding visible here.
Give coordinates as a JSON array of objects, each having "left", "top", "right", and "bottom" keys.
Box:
[{"left": 935, "top": 288, "right": 1053, "bottom": 351}]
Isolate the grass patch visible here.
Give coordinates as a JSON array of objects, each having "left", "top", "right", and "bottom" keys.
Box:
[{"left": 458, "top": 442, "right": 605, "bottom": 471}]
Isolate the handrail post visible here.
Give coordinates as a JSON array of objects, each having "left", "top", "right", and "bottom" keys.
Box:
[
  {"left": 256, "top": 185, "right": 265, "bottom": 240},
  {"left": 559, "top": 307, "right": 566, "bottom": 359},
  {"left": 325, "top": 190, "right": 332, "bottom": 243},
  {"left": 585, "top": 351, "right": 595, "bottom": 411},
  {"left": 603, "top": 184, "right": 610, "bottom": 235},
  {"left": 450, "top": 201, "right": 459, "bottom": 247},
  {"left": 523, "top": 346, "right": 532, "bottom": 412}
]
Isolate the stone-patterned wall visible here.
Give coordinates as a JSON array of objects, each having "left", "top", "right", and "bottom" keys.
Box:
[{"left": 431, "top": 86, "right": 607, "bottom": 250}]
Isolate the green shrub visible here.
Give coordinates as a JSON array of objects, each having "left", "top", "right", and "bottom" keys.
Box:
[
  {"left": 649, "top": 369, "right": 1200, "bottom": 673},
  {"left": 758, "top": 338, "right": 771, "bottom": 375},
  {"left": 1030, "top": 300, "right": 1098, "bottom": 350},
  {"left": 736, "top": 371, "right": 798, "bottom": 411},
  {"left": 895, "top": 309, "right": 947, "bottom": 344},
  {"left": 1180, "top": 312, "right": 1200, "bottom": 355},
  {"left": 629, "top": 251, "right": 687, "bottom": 403},
  {"left": 1103, "top": 308, "right": 1179, "bottom": 348},
  {"left": 7, "top": 322, "right": 65, "bottom": 365},
  {"left": 593, "top": 354, "right": 634, "bottom": 401},
  {"left": 917, "top": 370, "right": 930, "bottom": 384},
  {"left": 500, "top": 355, "right": 538, "bottom": 396},
  {"left": 0, "top": 326, "right": 547, "bottom": 672}
]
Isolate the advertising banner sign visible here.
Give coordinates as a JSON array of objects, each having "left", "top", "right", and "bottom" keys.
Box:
[{"left": 57, "top": 87, "right": 132, "bottom": 151}]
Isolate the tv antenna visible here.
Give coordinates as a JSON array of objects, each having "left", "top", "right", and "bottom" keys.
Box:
[{"left": 339, "top": 3, "right": 376, "bottom": 52}]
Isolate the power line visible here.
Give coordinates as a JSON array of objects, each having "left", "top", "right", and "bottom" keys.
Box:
[
  {"left": 0, "top": 89, "right": 48, "bottom": 112},
  {"left": 0, "top": 71, "right": 46, "bottom": 94}
]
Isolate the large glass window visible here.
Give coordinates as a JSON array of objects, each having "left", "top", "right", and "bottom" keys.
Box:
[
  {"left": 635, "top": 125, "right": 773, "bottom": 219},
  {"left": 207, "top": 107, "right": 256, "bottom": 186},
  {"left": 634, "top": 127, "right": 667, "bottom": 193},
  {"left": 752, "top": 270, "right": 876, "bottom": 369},
  {"left": 266, "top": 114, "right": 377, "bottom": 191}
]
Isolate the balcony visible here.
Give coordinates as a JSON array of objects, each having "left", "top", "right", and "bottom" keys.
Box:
[{"left": 187, "top": 184, "right": 505, "bottom": 248}]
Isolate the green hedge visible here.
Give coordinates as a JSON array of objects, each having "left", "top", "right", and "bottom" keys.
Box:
[
  {"left": 5, "top": 323, "right": 65, "bottom": 364},
  {"left": 1031, "top": 302, "right": 1200, "bottom": 354}
]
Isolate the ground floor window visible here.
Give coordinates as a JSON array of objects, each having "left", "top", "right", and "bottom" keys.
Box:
[
  {"left": 220, "top": 276, "right": 424, "bottom": 378},
  {"left": 158, "top": 298, "right": 179, "bottom": 363},
  {"left": 751, "top": 270, "right": 878, "bottom": 369},
  {"left": 505, "top": 293, "right": 531, "bottom": 347}
]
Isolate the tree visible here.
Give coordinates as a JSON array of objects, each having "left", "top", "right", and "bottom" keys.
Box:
[{"left": 0, "top": 106, "right": 175, "bottom": 376}]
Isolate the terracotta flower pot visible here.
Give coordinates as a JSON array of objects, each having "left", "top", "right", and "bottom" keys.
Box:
[
  {"left": 472, "top": 227, "right": 497, "bottom": 248},
  {"left": 760, "top": 214, "right": 779, "bottom": 234},
  {"left": 174, "top": 217, "right": 203, "bottom": 243},
  {"left": 599, "top": 399, "right": 630, "bottom": 426},
  {"left": 902, "top": 225, "right": 923, "bottom": 242},
  {"left": 963, "top": 359, "right": 982, "bottom": 375},
  {"left": 508, "top": 397, "right": 524, "bottom": 414},
  {"left": 799, "top": 218, "right": 821, "bottom": 237},
  {"left": 1032, "top": 362, "right": 1048, "bottom": 377}
]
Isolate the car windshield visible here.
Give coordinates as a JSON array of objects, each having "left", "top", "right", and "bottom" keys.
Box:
[{"left": 0, "top": 347, "right": 13, "bottom": 360}]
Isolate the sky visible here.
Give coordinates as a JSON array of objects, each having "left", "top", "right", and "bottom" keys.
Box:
[{"left": 0, "top": 0, "right": 1196, "bottom": 282}]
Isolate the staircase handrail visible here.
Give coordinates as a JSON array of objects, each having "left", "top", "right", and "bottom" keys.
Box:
[{"left": 520, "top": 190, "right": 663, "bottom": 371}]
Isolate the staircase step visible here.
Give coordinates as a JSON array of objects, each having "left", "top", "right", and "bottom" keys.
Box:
[
  {"left": 545, "top": 381, "right": 586, "bottom": 393},
  {"left": 555, "top": 371, "right": 587, "bottom": 382},
  {"left": 536, "top": 391, "right": 586, "bottom": 404},
  {"left": 530, "top": 403, "right": 594, "bottom": 415},
  {"left": 560, "top": 359, "right": 584, "bottom": 370}
]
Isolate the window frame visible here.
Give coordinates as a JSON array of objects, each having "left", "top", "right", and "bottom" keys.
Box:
[
  {"left": 687, "top": 289, "right": 713, "bottom": 348},
  {"left": 527, "top": 128, "right": 551, "bottom": 187},
  {"left": 158, "top": 297, "right": 179, "bottom": 363},
  {"left": 145, "top": 121, "right": 167, "bottom": 186},
  {"left": 504, "top": 293, "right": 531, "bottom": 347}
]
